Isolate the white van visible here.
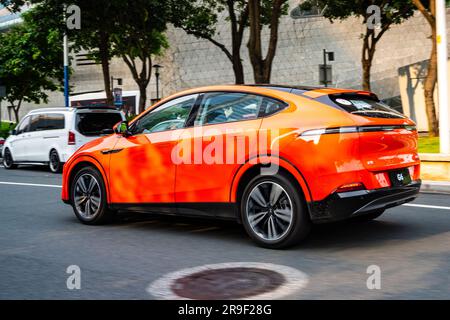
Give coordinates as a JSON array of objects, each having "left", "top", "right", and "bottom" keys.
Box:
[{"left": 2, "top": 107, "right": 125, "bottom": 173}]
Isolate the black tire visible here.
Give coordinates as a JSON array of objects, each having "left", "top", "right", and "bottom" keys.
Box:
[
  {"left": 351, "top": 209, "right": 385, "bottom": 222},
  {"left": 70, "top": 166, "right": 114, "bottom": 225},
  {"left": 240, "top": 173, "right": 311, "bottom": 249},
  {"left": 3, "top": 148, "right": 17, "bottom": 169},
  {"left": 49, "top": 149, "right": 62, "bottom": 173}
]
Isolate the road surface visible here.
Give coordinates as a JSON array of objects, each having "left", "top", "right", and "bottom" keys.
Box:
[{"left": 0, "top": 166, "right": 449, "bottom": 299}]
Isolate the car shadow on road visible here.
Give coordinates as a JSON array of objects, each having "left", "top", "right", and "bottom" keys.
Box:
[{"left": 86, "top": 209, "right": 449, "bottom": 251}]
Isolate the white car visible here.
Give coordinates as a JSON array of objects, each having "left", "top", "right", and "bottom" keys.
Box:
[{"left": 2, "top": 107, "right": 125, "bottom": 173}]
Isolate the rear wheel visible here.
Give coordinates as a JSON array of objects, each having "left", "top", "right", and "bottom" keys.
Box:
[
  {"left": 240, "top": 173, "right": 311, "bottom": 249},
  {"left": 351, "top": 209, "right": 385, "bottom": 222},
  {"left": 49, "top": 149, "right": 62, "bottom": 173},
  {"left": 70, "top": 166, "right": 113, "bottom": 225},
  {"left": 3, "top": 148, "right": 17, "bottom": 169}
]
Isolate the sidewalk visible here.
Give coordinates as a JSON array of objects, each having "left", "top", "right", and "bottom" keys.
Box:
[{"left": 421, "top": 180, "right": 450, "bottom": 194}]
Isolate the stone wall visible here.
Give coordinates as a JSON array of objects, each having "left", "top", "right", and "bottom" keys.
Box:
[{"left": 15, "top": 2, "right": 450, "bottom": 120}]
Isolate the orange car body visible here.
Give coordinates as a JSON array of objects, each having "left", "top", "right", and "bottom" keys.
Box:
[{"left": 62, "top": 85, "right": 421, "bottom": 223}]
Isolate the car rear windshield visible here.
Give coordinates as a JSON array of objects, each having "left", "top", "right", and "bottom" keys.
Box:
[
  {"left": 329, "top": 94, "right": 406, "bottom": 119},
  {"left": 76, "top": 112, "right": 122, "bottom": 136}
]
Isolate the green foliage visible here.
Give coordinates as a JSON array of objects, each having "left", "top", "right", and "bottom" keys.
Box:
[
  {"left": 0, "top": 121, "right": 16, "bottom": 139},
  {"left": 300, "top": 0, "right": 415, "bottom": 25},
  {"left": 418, "top": 136, "right": 440, "bottom": 153},
  {"left": 0, "top": 3, "right": 64, "bottom": 122}
]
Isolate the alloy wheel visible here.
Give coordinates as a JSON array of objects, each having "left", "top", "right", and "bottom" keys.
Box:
[
  {"left": 246, "top": 181, "right": 293, "bottom": 241},
  {"left": 74, "top": 173, "right": 102, "bottom": 220}
]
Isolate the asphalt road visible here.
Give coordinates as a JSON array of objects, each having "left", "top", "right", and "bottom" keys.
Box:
[{"left": 0, "top": 165, "right": 449, "bottom": 299}]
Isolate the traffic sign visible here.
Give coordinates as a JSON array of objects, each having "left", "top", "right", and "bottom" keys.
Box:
[{"left": 113, "top": 87, "right": 123, "bottom": 107}]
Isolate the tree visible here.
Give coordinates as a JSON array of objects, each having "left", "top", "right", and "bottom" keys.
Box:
[
  {"left": 0, "top": 5, "right": 64, "bottom": 122},
  {"left": 300, "top": 1, "right": 415, "bottom": 91},
  {"left": 170, "top": 0, "right": 248, "bottom": 84},
  {"left": 112, "top": 0, "right": 169, "bottom": 113},
  {"left": 247, "top": 0, "right": 289, "bottom": 83},
  {"left": 412, "top": 0, "right": 439, "bottom": 137}
]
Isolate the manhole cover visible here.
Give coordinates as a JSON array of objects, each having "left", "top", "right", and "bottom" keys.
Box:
[
  {"left": 148, "top": 262, "right": 308, "bottom": 300},
  {"left": 172, "top": 267, "right": 285, "bottom": 300}
]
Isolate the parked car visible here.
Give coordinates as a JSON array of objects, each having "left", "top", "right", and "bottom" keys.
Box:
[
  {"left": 61, "top": 85, "right": 421, "bottom": 248},
  {"left": 0, "top": 137, "right": 4, "bottom": 155},
  {"left": 2, "top": 107, "right": 125, "bottom": 173}
]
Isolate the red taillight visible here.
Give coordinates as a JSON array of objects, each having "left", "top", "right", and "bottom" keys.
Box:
[
  {"left": 68, "top": 131, "right": 76, "bottom": 145},
  {"left": 0, "top": 140, "right": 4, "bottom": 146},
  {"left": 336, "top": 182, "right": 365, "bottom": 193}
]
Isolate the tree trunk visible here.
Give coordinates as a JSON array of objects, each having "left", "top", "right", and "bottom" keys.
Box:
[
  {"left": 362, "top": 59, "right": 372, "bottom": 92},
  {"left": 99, "top": 32, "right": 114, "bottom": 106},
  {"left": 247, "top": 0, "right": 284, "bottom": 84},
  {"left": 138, "top": 83, "right": 147, "bottom": 114},
  {"left": 424, "top": 29, "right": 439, "bottom": 137},
  {"left": 13, "top": 107, "right": 19, "bottom": 123}
]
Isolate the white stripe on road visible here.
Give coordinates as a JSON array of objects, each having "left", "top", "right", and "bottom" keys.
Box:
[
  {"left": 0, "top": 181, "right": 62, "bottom": 188},
  {"left": 403, "top": 203, "right": 450, "bottom": 210}
]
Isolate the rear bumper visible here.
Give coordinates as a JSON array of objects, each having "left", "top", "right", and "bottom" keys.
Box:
[{"left": 309, "top": 180, "right": 421, "bottom": 223}]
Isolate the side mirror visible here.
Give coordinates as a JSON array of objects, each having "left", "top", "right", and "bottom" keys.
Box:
[
  {"left": 113, "top": 121, "right": 131, "bottom": 136},
  {"left": 10, "top": 129, "right": 16, "bottom": 136}
]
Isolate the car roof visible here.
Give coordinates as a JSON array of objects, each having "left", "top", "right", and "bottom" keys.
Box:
[
  {"left": 163, "top": 84, "right": 372, "bottom": 100},
  {"left": 27, "top": 106, "right": 121, "bottom": 115}
]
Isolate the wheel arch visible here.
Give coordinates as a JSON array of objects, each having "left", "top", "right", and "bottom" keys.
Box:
[
  {"left": 65, "top": 156, "right": 110, "bottom": 204},
  {"left": 230, "top": 156, "right": 312, "bottom": 206}
]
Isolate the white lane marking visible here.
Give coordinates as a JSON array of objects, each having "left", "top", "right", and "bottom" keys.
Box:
[
  {"left": 0, "top": 181, "right": 62, "bottom": 188},
  {"left": 148, "top": 262, "right": 308, "bottom": 300},
  {"left": 403, "top": 203, "right": 450, "bottom": 210}
]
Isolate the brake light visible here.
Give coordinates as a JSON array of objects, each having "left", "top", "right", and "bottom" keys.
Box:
[
  {"left": 0, "top": 140, "right": 4, "bottom": 145},
  {"left": 336, "top": 182, "right": 365, "bottom": 193},
  {"left": 68, "top": 131, "right": 76, "bottom": 145}
]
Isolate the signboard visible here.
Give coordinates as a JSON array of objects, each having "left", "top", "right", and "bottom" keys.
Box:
[{"left": 113, "top": 88, "right": 123, "bottom": 107}]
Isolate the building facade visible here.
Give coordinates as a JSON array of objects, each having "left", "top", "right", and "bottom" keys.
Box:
[{"left": 1, "top": 2, "right": 449, "bottom": 120}]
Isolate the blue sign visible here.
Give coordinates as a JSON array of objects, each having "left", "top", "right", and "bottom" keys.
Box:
[{"left": 113, "top": 88, "right": 123, "bottom": 107}]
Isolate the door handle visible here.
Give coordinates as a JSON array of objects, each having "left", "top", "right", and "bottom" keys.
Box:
[{"left": 101, "top": 148, "right": 123, "bottom": 155}]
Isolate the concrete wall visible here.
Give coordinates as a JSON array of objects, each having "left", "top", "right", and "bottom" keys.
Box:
[{"left": 12, "top": 3, "right": 450, "bottom": 121}]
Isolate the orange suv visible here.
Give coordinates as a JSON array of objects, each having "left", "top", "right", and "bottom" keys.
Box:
[{"left": 62, "top": 85, "right": 421, "bottom": 248}]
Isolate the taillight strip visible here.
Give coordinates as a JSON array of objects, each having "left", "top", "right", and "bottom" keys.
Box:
[{"left": 300, "top": 125, "right": 416, "bottom": 136}]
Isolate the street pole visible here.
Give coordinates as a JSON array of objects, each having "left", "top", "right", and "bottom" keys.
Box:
[
  {"left": 323, "top": 49, "right": 328, "bottom": 88},
  {"left": 63, "top": 6, "right": 69, "bottom": 108},
  {"left": 436, "top": 0, "right": 449, "bottom": 154}
]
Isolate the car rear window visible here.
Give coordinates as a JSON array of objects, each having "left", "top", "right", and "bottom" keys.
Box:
[
  {"left": 76, "top": 112, "right": 122, "bottom": 136},
  {"left": 329, "top": 94, "right": 406, "bottom": 119}
]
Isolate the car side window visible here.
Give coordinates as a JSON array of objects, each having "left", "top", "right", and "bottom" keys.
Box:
[
  {"left": 194, "top": 92, "right": 262, "bottom": 126},
  {"left": 16, "top": 116, "right": 30, "bottom": 135},
  {"left": 259, "top": 98, "right": 288, "bottom": 117},
  {"left": 34, "top": 114, "right": 65, "bottom": 131},
  {"left": 133, "top": 95, "right": 197, "bottom": 134}
]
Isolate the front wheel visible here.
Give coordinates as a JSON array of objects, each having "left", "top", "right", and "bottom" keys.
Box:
[
  {"left": 240, "top": 173, "right": 311, "bottom": 249},
  {"left": 70, "top": 166, "right": 114, "bottom": 225},
  {"left": 3, "top": 148, "right": 17, "bottom": 169}
]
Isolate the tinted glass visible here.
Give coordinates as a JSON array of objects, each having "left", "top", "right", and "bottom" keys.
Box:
[
  {"left": 32, "top": 114, "right": 65, "bottom": 131},
  {"left": 259, "top": 98, "right": 287, "bottom": 116},
  {"left": 330, "top": 95, "right": 406, "bottom": 119},
  {"left": 133, "top": 95, "right": 196, "bottom": 134},
  {"left": 16, "top": 116, "right": 30, "bottom": 134},
  {"left": 76, "top": 112, "right": 122, "bottom": 136},
  {"left": 195, "top": 92, "right": 262, "bottom": 126}
]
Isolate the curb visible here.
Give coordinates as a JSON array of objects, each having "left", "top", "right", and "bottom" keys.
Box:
[{"left": 420, "top": 180, "right": 450, "bottom": 194}]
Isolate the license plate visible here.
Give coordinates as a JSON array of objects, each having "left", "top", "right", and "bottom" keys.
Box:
[{"left": 388, "top": 168, "right": 412, "bottom": 187}]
